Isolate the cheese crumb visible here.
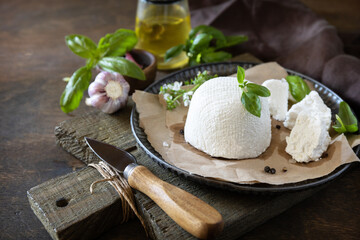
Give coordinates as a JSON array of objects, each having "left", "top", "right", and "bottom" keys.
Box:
[
  {"left": 184, "top": 77, "right": 271, "bottom": 159},
  {"left": 262, "top": 79, "right": 289, "bottom": 121},
  {"left": 284, "top": 91, "right": 331, "bottom": 130},
  {"left": 285, "top": 112, "right": 331, "bottom": 162}
]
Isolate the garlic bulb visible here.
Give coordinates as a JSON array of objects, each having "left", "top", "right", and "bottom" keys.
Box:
[{"left": 87, "top": 71, "right": 130, "bottom": 114}]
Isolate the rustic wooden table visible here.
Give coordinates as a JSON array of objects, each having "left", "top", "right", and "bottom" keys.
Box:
[{"left": 1, "top": 0, "right": 359, "bottom": 239}]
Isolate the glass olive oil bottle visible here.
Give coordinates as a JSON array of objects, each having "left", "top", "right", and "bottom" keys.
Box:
[{"left": 135, "top": 0, "right": 191, "bottom": 70}]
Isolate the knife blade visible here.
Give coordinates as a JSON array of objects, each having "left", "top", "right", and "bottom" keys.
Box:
[{"left": 85, "top": 137, "right": 224, "bottom": 239}]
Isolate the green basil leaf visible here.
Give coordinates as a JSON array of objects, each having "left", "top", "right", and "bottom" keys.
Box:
[
  {"left": 60, "top": 66, "right": 92, "bottom": 113},
  {"left": 286, "top": 75, "right": 311, "bottom": 102},
  {"left": 237, "top": 66, "right": 245, "bottom": 85},
  {"left": 98, "top": 57, "right": 145, "bottom": 80},
  {"left": 201, "top": 51, "right": 232, "bottom": 63},
  {"left": 346, "top": 124, "right": 359, "bottom": 133},
  {"left": 189, "top": 25, "right": 227, "bottom": 48},
  {"left": 164, "top": 44, "right": 184, "bottom": 62},
  {"left": 165, "top": 25, "right": 248, "bottom": 67},
  {"left": 246, "top": 83, "right": 271, "bottom": 97},
  {"left": 338, "top": 101, "right": 357, "bottom": 126},
  {"left": 98, "top": 29, "right": 137, "bottom": 57},
  {"left": 184, "top": 39, "right": 193, "bottom": 52},
  {"left": 86, "top": 57, "right": 97, "bottom": 69},
  {"left": 189, "top": 25, "right": 211, "bottom": 39},
  {"left": 241, "top": 92, "right": 261, "bottom": 118},
  {"left": 65, "top": 35, "right": 97, "bottom": 59},
  {"left": 190, "top": 33, "right": 213, "bottom": 53},
  {"left": 333, "top": 114, "right": 347, "bottom": 133},
  {"left": 224, "top": 35, "right": 248, "bottom": 48},
  {"left": 333, "top": 101, "right": 358, "bottom": 133}
]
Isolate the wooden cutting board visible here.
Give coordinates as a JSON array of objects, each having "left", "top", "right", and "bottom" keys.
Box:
[
  {"left": 27, "top": 102, "right": 323, "bottom": 240},
  {"left": 27, "top": 54, "right": 324, "bottom": 239}
]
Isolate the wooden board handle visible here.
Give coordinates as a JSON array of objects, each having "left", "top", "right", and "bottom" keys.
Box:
[{"left": 128, "top": 165, "right": 224, "bottom": 239}]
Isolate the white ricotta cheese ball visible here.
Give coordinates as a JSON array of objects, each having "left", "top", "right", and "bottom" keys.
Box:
[
  {"left": 184, "top": 77, "right": 271, "bottom": 159},
  {"left": 262, "top": 78, "right": 289, "bottom": 121},
  {"left": 285, "top": 111, "right": 331, "bottom": 162},
  {"left": 284, "top": 91, "right": 331, "bottom": 130}
]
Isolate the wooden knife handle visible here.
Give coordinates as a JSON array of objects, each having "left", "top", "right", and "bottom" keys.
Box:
[{"left": 127, "top": 165, "right": 224, "bottom": 239}]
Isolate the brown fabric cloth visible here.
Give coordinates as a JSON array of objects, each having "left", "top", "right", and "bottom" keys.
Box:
[{"left": 189, "top": 0, "right": 360, "bottom": 116}]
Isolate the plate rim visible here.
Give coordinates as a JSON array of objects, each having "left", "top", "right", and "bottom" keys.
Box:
[{"left": 130, "top": 61, "right": 358, "bottom": 193}]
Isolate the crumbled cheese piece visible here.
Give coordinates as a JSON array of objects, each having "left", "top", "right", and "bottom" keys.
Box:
[
  {"left": 284, "top": 91, "right": 331, "bottom": 130},
  {"left": 285, "top": 112, "right": 331, "bottom": 162},
  {"left": 184, "top": 77, "right": 271, "bottom": 159},
  {"left": 262, "top": 78, "right": 289, "bottom": 121},
  {"left": 162, "top": 141, "right": 169, "bottom": 147}
]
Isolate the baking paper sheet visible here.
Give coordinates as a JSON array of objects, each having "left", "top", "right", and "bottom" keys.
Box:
[{"left": 133, "top": 62, "right": 360, "bottom": 185}]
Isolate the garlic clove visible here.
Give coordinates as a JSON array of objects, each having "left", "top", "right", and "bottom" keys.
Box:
[
  {"left": 100, "top": 98, "right": 124, "bottom": 114},
  {"left": 88, "top": 81, "right": 105, "bottom": 96},
  {"left": 95, "top": 71, "right": 111, "bottom": 86},
  {"left": 90, "top": 93, "right": 108, "bottom": 108},
  {"left": 87, "top": 71, "right": 130, "bottom": 114}
]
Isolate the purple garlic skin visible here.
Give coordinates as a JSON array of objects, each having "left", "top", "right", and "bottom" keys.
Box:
[{"left": 88, "top": 71, "right": 130, "bottom": 114}]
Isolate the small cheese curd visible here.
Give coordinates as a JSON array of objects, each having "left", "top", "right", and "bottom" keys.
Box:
[
  {"left": 284, "top": 91, "right": 331, "bottom": 130},
  {"left": 184, "top": 77, "right": 271, "bottom": 159},
  {"left": 285, "top": 111, "right": 331, "bottom": 162},
  {"left": 262, "top": 79, "right": 289, "bottom": 121}
]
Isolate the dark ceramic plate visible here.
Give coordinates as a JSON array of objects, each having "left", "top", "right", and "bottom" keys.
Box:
[{"left": 130, "top": 62, "right": 359, "bottom": 193}]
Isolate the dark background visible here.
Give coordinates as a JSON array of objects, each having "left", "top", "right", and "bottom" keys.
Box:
[{"left": 0, "top": 0, "right": 359, "bottom": 239}]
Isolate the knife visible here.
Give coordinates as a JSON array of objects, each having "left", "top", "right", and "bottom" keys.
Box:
[{"left": 85, "top": 137, "right": 224, "bottom": 239}]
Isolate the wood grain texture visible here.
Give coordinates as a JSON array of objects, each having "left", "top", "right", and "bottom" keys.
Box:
[
  {"left": 49, "top": 104, "right": 322, "bottom": 240},
  {"left": 54, "top": 103, "right": 136, "bottom": 165},
  {"left": 28, "top": 167, "right": 124, "bottom": 240}
]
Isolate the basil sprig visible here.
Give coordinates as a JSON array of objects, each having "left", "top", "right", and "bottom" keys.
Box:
[
  {"left": 160, "top": 71, "right": 217, "bottom": 110},
  {"left": 237, "top": 66, "right": 270, "bottom": 117},
  {"left": 97, "top": 29, "right": 138, "bottom": 57},
  {"left": 332, "top": 101, "right": 358, "bottom": 133},
  {"left": 65, "top": 35, "right": 98, "bottom": 59},
  {"left": 98, "top": 57, "right": 145, "bottom": 79},
  {"left": 286, "top": 75, "right": 311, "bottom": 102},
  {"left": 165, "top": 25, "right": 247, "bottom": 66},
  {"left": 60, "top": 66, "right": 92, "bottom": 113},
  {"left": 60, "top": 29, "right": 145, "bottom": 113}
]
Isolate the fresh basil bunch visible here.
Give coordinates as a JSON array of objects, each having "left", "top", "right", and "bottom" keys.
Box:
[
  {"left": 165, "top": 25, "right": 248, "bottom": 66},
  {"left": 237, "top": 66, "right": 271, "bottom": 117},
  {"left": 60, "top": 29, "right": 145, "bottom": 113}
]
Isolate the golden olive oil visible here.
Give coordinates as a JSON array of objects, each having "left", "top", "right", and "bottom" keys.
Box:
[{"left": 135, "top": 4, "right": 191, "bottom": 70}]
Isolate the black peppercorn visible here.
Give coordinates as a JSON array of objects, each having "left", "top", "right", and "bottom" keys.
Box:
[
  {"left": 276, "top": 125, "right": 281, "bottom": 129},
  {"left": 264, "top": 166, "right": 270, "bottom": 173},
  {"left": 270, "top": 168, "right": 276, "bottom": 174},
  {"left": 179, "top": 129, "right": 184, "bottom": 135}
]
